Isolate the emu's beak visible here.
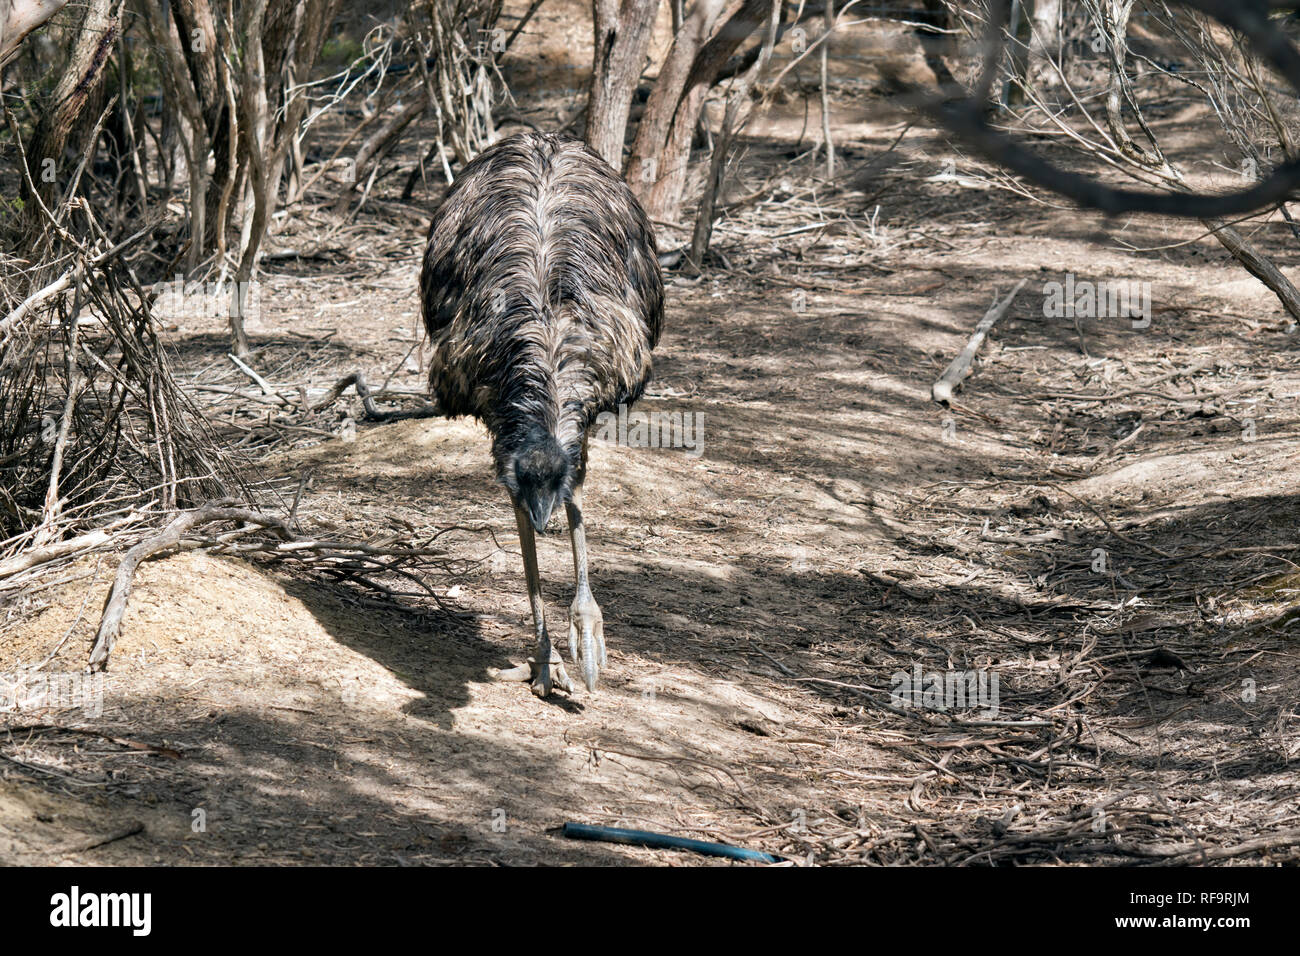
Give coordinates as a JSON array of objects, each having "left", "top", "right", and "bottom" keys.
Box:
[{"left": 522, "top": 490, "right": 559, "bottom": 534}]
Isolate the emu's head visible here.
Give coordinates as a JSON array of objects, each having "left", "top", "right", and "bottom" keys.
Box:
[{"left": 501, "top": 428, "right": 572, "bottom": 533}]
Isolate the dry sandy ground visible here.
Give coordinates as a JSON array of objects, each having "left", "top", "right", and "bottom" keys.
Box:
[{"left": 5, "top": 40, "right": 1300, "bottom": 864}]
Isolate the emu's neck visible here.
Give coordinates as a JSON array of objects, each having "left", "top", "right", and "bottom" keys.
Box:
[{"left": 488, "top": 332, "right": 588, "bottom": 450}]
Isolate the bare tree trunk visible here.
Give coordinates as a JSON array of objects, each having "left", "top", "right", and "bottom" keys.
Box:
[
  {"left": 222, "top": 0, "right": 339, "bottom": 354},
  {"left": 1029, "top": 0, "right": 1061, "bottom": 62},
  {"left": 586, "top": 0, "right": 662, "bottom": 167},
  {"left": 0, "top": 0, "right": 69, "bottom": 66},
  {"left": 168, "top": 0, "right": 236, "bottom": 255},
  {"left": 689, "top": 0, "right": 779, "bottom": 263},
  {"left": 1003, "top": 0, "right": 1030, "bottom": 106},
  {"left": 819, "top": 0, "right": 834, "bottom": 177},
  {"left": 231, "top": 0, "right": 269, "bottom": 358},
  {"left": 627, "top": 0, "right": 770, "bottom": 222},
  {"left": 626, "top": 0, "right": 726, "bottom": 203},
  {"left": 259, "top": 0, "right": 339, "bottom": 212},
  {"left": 23, "top": 0, "right": 117, "bottom": 227},
  {"left": 141, "top": 1, "right": 209, "bottom": 271}
]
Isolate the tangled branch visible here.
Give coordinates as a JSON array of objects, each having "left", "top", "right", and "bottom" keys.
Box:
[{"left": 929, "top": 0, "right": 1300, "bottom": 217}]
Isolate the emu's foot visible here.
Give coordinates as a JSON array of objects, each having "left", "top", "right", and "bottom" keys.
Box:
[
  {"left": 488, "top": 649, "right": 573, "bottom": 698},
  {"left": 568, "top": 598, "right": 605, "bottom": 693}
]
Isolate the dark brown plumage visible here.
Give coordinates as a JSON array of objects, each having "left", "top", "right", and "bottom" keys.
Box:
[{"left": 419, "top": 131, "right": 664, "bottom": 696}]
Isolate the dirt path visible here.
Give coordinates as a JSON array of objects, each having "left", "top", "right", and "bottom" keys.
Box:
[{"left": 6, "top": 107, "right": 1300, "bottom": 865}]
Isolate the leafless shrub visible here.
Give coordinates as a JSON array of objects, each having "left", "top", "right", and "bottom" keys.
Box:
[
  {"left": 0, "top": 179, "right": 233, "bottom": 560},
  {"left": 926, "top": 0, "right": 1300, "bottom": 317}
]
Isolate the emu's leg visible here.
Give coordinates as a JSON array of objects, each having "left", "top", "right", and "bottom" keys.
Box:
[
  {"left": 490, "top": 502, "right": 573, "bottom": 697},
  {"left": 566, "top": 442, "right": 605, "bottom": 691}
]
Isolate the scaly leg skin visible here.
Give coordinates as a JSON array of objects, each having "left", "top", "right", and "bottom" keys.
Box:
[
  {"left": 566, "top": 467, "right": 605, "bottom": 692},
  {"left": 489, "top": 502, "right": 573, "bottom": 697}
]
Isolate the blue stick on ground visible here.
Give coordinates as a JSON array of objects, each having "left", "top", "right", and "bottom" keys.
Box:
[{"left": 561, "top": 822, "right": 785, "bottom": 864}]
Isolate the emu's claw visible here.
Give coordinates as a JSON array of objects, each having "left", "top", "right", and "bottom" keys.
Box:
[
  {"left": 568, "top": 598, "right": 605, "bottom": 692},
  {"left": 489, "top": 650, "right": 573, "bottom": 697},
  {"left": 531, "top": 651, "right": 574, "bottom": 698}
]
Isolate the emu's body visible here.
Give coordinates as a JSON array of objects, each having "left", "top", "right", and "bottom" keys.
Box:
[{"left": 420, "top": 131, "right": 663, "bottom": 696}]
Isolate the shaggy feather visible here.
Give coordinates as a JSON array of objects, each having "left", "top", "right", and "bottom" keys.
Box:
[{"left": 420, "top": 131, "right": 664, "bottom": 509}]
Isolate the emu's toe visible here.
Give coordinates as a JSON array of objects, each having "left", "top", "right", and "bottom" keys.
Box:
[
  {"left": 489, "top": 651, "right": 573, "bottom": 697},
  {"left": 531, "top": 652, "right": 573, "bottom": 698},
  {"left": 568, "top": 599, "right": 605, "bottom": 692},
  {"left": 488, "top": 662, "right": 533, "bottom": 682}
]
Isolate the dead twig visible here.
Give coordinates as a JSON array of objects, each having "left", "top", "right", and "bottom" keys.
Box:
[
  {"left": 932, "top": 278, "right": 1029, "bottom": 405},
  {"left": 312, "top": 369, "right": 440, "bottom": 422},
  {"left": 88, "top": 500, "right": 276, "bottom": 669}
]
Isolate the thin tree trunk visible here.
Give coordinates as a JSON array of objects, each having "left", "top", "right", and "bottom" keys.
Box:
[
  {"left": 631, "top": 0, "right": 771, "bottom": 222},
  {"left": 227, "top": 0, "right": 340, "bottom": 354},
  {"left": 1030, "top": 0, "right": 1061, "bottom": 62},
  {"left": 23, "top": 0, "right": 117, "bottom": 228},
  {"left": 1205, "top": 219, "right": 1300, "bottom": 322},
  {"left": 231, "top": 0, "right": 269, "bottom": 358},
  {"left": 689, "top": 0, "right": 779, "bottom": 264},
  {"left": 586, "top": 0, "right": 662, "bottom": 168},
  {"left": 169, "top": 0, "right": 234, "bottom": 252},
  {"left": 819, "top": 0, "right": 834, "bottom": 177},
  {"left": 626, "top": 0, "right": 726, "bottom": 203},
  {"left": 142, "top": 1, "right": 209, "bottom": 271}
]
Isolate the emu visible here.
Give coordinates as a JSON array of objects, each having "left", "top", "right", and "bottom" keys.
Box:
[{"left": 420, "top": 132, "right": 664, "bottom": 697}]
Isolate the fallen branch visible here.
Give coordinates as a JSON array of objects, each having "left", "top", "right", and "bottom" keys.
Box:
[
  {"left": 2, "top": 722, "right": 181, "bottom": 758},
  {"left": 313, "top": 369, "right": 440, "bottom": 422},
  {"left": 931, "top": 277, "right": 1029, "bottom": 405},
  {"left": 1028, "top": 358, "right": 1215, "bottom": 403},
  {"left": 1160, "top": 826, "right": 1300, "bottom": 865},
  {"left": 87, "top": 500, "right": 473, "bottom": 670},
  {"left": 0, "top": 267, "right": 73, "bottom": 340},
  {"left": 561, "top": 821, "right": 785, "bottom": 864},
  {"left": 88, "top": 500, "right": 285, "bottom": 670},
  {"left": 0, "top": 514, "right": 142, "bottom": 583},
  {"left": 1203, "top": 219, "right": 1300, "bottom": 322},
  {"left": 228, "top": 352, "right": 278, "bottom": 397}
]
